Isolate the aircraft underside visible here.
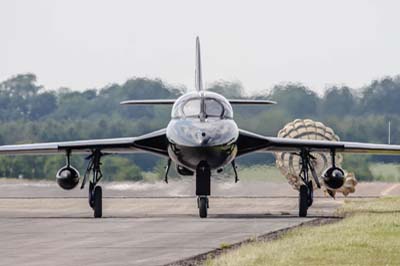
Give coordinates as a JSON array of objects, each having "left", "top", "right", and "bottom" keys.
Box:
[{"left": 168, "top": 144, "right": 237, "bottom": 171}]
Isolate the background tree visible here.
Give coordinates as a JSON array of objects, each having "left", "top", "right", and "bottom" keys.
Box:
[
  {"left": 268, "top": 83, "right": 320, "bottom": 118},
  {"left": 0, "top": 73, "right": 399, "bottom": 180},
  {"left": 320, "top": 86, "right": 356, "bottom": 117}
]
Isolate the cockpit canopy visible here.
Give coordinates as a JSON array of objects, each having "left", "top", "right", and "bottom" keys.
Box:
[{"left": 172, "top": 91, "right": 233, "bottom": 119}]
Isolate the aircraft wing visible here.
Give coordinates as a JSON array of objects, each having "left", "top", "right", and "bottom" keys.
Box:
[
  {"left": 237, "top": 129, "right": 400, "bottom": 156},
  {"left": 120, "top": 99, "right": 276, "bottom": 105},
  {"left": 0, "top": 128, "right": 169, "bottom": 156}
]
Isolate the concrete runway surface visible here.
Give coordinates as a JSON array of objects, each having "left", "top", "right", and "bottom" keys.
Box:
[{"left": 0, "top": 179, "right": 399, "bottom": 266}]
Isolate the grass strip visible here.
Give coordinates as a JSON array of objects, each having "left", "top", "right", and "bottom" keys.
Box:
[{"left": 205, "top": 197, "right": 400, "bottom": 266}]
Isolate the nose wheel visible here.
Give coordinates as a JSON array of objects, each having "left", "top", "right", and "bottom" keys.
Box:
[{"left": 197, "top": 196, "right": 209, "bottom": 218}]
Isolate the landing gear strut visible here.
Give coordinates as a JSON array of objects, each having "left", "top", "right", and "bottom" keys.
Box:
[
  {"left": 298, "top": 149, "right": 318, "bottom": 217},
  {"left": 196, "top": 161, "right": 211, "bottom": 218},
  {"left": 81, "top": 149, "right": 104, "bottom": 218}
]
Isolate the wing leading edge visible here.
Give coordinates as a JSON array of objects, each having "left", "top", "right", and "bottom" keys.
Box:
[
  {"left": 237, "top": 129, "right": 400, "bottom": 156},
  {"left": 120, "top": 99, "right": 276, "bottom": 105},
  {"left": 0, "top": 128, "right": 169, "bottom": 156}
]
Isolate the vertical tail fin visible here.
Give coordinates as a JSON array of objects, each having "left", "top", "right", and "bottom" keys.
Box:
[{"left": 195, "top": 36, "right": 203, "bottom": 91}]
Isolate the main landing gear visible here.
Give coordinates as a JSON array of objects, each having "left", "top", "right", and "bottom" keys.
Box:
[
  {"left": 81, "top": 149, "right": 104, "bottom": 218},
  {"left": 297, "top": 149, "right": 320, "bottom": 217},
  {"left": 196, "top": 161, "right": 211, "bottom": 218}
]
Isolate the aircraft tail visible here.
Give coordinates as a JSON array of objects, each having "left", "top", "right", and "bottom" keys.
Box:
[
  {"left": 120, "top": 37, "right": 277, "bottom": 106},
  {"left": 195, "top": 36, "right": 203, "bottom": 91}
]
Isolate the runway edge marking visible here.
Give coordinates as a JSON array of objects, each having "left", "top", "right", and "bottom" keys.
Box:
[{"left": 381, "top": 183, "right": 400, "bottom": 196}]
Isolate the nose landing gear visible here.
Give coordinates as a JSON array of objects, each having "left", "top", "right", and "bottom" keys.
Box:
[{"left": 196, "top": 161, "right": 211, "bottom": 218}]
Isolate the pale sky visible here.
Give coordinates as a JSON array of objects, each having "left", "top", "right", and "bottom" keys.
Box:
[{"left": 1, "top": 0, "right": 400, "bottom": 94}]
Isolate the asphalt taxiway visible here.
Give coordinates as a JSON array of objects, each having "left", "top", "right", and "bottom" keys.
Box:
[{"left": 0, "top": 179, "right": 398, "bottom": 266}]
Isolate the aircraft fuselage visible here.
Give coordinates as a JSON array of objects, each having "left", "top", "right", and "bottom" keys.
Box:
[
  {"left": 166, "top": 91, "right": 239, "bottom": 171},
  {"left": 167, "top": 119, "right": 238, "bottom": 170}
]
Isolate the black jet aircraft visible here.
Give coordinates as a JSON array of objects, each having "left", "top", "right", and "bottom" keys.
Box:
[{"left": 2, "top": 37, "right": 400, "bottom": 218}]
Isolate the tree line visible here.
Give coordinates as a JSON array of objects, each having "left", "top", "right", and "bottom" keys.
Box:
[{"left": 0, "top": 73, "right": 399, "bottom": 181}]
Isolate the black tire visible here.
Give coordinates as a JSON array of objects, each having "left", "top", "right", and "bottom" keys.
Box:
[
  {"left": 307, "top": 181, "right": 313, "bottom": 207},
  {"left": 199, "top": 197, "right": 208, "bottom": 218},
  {"left": 299, "top": 185, "right": 308, "bottom": 217},
  {"left": 93, "top": 186, "right": 102, "bottom": 218},
  {"left": 89, "top": 182, "right": 94, "bottom": 208}
]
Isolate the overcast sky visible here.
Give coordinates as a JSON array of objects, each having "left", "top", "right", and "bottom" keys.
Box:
[{"left": 1, "top": 0, "right": 400, "bottom": 94}]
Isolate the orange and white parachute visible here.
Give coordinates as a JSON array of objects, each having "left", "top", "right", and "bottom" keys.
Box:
[{"left": 274, "top": 119, "right": 357, "bottom": 197}]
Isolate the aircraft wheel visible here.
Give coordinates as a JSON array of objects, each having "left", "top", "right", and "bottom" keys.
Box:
[
  {"left": 93, "top": 186, "right": 102, "bottom": 218},
  {"left": 307, "top": 181, "right": 314, "bottom": 207},
  {"left": 89, "top": 182, "right": 94, "bottom": 208},
  {"left": 198, "top": 197, "right": 208, "bottom": 218},
  {"left": 299, "top": 185, "right": 308, "bottom": 217}
]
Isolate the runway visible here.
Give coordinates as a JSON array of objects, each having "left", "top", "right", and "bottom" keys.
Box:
[{"left": 0, "top": 179, "right": 398, "bottom": 266}]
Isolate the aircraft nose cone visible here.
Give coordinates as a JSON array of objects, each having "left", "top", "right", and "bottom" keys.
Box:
[{"left": 196, "top": 131, "right": 211, "bottom": 145}]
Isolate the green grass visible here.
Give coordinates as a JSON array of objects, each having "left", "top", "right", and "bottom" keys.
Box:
[
  {"left": 142, "top": 172, "right": 162, "bottom": 182},
  {"left": 370, "top": 163, "right": 400, "bottom": 182},
  {"left": 237, "top": 165, "right": 284, "bottom": 182},
  {"left": 205, "top": 197, "right": 400, "bottom": 266}
]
